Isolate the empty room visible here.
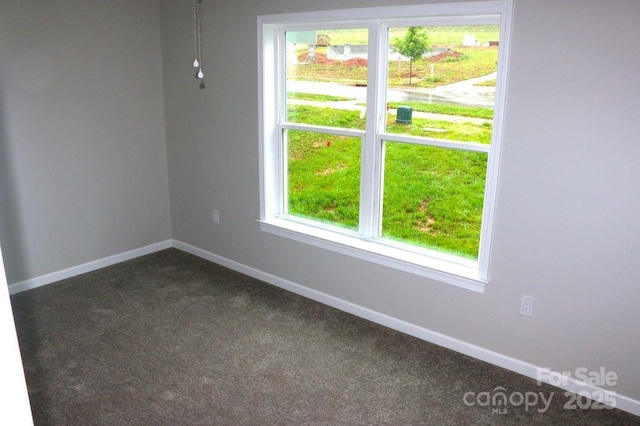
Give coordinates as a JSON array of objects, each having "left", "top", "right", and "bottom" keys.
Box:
[{"left": 1, "top": 0, "right": 639, "bottom": 424}]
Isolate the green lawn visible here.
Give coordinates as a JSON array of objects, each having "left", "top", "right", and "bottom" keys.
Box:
[
  {"left": 381, "top": 143, "right": 486, "bottom": 257},
  {"left": 288, "top": 92, "right": 355, "bottom": 102},
  {"left": 288, "top": 130, "right": 362, "bottom": 230},
  {"left": 286, "top": 105, "right": 489, "bottom": 259},
  {"left": 388, "top": 47, "right": 499, "bottom": 87},
  {"left": 344, "top": 100, "right": 493, "bottom": 120}
]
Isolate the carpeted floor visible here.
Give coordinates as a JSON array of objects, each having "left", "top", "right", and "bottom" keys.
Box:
[{"left": 9, "top": 249, "right": 640, "bottom": 425}]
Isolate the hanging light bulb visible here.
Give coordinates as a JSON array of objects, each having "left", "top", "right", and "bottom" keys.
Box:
[{"left": 192, "top": 0, "right": 203, "bottom": 78}]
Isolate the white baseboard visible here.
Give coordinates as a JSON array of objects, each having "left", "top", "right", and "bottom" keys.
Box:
[
  {"left": 172, "top": 239, "right": 640, "bottom": 418},
  {"left": 8, "top": 240, "right": 173, "bottom": 295}
]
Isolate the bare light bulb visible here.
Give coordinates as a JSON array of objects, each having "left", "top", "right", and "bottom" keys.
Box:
[
  {"left": 193, "top": 58, "right": 200, "bottom": 68},
  {"left": 197, "top": 68, "right": 204, "bottom": 79}
]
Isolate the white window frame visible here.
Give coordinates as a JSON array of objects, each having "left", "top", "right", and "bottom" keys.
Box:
[{"left": 258, "top": 1, "right": 513, "bottom": 293}]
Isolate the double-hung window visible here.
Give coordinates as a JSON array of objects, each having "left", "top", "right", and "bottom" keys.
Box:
[{"left": 258, "top": 1, "right": 512, "bottom": 292}]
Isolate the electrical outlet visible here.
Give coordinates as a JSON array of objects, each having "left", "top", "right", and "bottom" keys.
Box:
[
  {"left": 212, "top": 208, "right": 220, "bottom": 225},
  {"left": 520, "top": 295, "right": 535, "bottom": 317}
]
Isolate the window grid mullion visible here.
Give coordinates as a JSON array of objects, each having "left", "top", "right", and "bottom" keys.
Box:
[
  {"left": 358, "top": 22, "right": 382, "bottom": 239},
  {"left": 372, "top": 22, "right": 391, "bottom": 240},
  {"left": 277, "top": 29, "right": 288, "bottom": 216},
  {"left": 279, "top": 123, "right": 365, "bottom": 139},
  {"left": 379, "top": 133, "right": 491, "bottom": 153}
]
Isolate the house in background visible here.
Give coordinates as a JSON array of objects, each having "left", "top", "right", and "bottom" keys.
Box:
[{"left": 0, "top": 0, "right": 638, "bottom": 420}]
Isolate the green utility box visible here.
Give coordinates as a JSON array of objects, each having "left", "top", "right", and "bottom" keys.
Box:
[{"left": 396, "top": 106, "right": 413, "bottom": 124}]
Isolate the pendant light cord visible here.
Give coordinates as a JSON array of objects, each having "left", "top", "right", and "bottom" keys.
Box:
[{"left": 193, "top": 0, "right": 203, "bottom": 78}]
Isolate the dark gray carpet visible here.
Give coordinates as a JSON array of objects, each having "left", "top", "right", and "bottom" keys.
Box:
[{"left": 9, "top": 249, "right": 640, "bottom": 425}]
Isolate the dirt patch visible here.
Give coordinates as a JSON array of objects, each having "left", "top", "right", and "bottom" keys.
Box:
[
  {"left": 297, "top": 52, "right": 332, "bottom": 64},
  {"left": 296, "top": 51, "right": 461, "bottom": 66},
  {"left": 427, "top": 50, "right": 463, "bottom": 62},
  {"left": 402, "top": 70, "right": 419, "bottom": 78},
  {"left": 312, "top": 140, "right": 333, "bottom": 148},
  {"left": 297, "top": 53, "right": 367, "bottom": 68},
  {"left": 415, "top": 200, "right": 439, "bottom": 234},
  {"left": 343, "top": 57, "right": 368, "bottom": 68},
  {"left": 415, "top": 217, "right": 437, "bottom": 234}
]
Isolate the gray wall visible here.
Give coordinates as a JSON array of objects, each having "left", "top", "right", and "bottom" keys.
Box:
[
  {"left": 0, "top": 0, "right": 171, "bottom": 283},
  {"left": 159, "top": 0, "right": 640, "bottom": 401}
]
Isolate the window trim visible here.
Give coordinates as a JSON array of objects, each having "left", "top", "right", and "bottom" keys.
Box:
[{"left": 258, "top": 1, "right": 513, "bottom": 293}]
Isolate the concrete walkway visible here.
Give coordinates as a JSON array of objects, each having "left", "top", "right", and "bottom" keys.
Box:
[
  {"left": 288, "top": 72, "right": 497, "bottom": 108},
  {"left": 408, "top": 72, "right": 497, "bottom": 108}
]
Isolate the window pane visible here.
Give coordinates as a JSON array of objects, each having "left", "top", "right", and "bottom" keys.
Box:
[
  {"left": 385, "top": 25, "right": 499, "bottom": 144},
  {"left": 286, "top": 130, "right": 361, "bottom": 230},
  {"left": 381, "top": 142, "right": 487, "bottom": 259},
  {"left": 286, "top": 29, "right": 368, "bottom": 130}
]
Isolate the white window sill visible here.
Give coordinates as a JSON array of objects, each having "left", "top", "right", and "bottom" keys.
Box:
[{"left": 258, "top": 217, "right": 487, "bottom": 293}]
